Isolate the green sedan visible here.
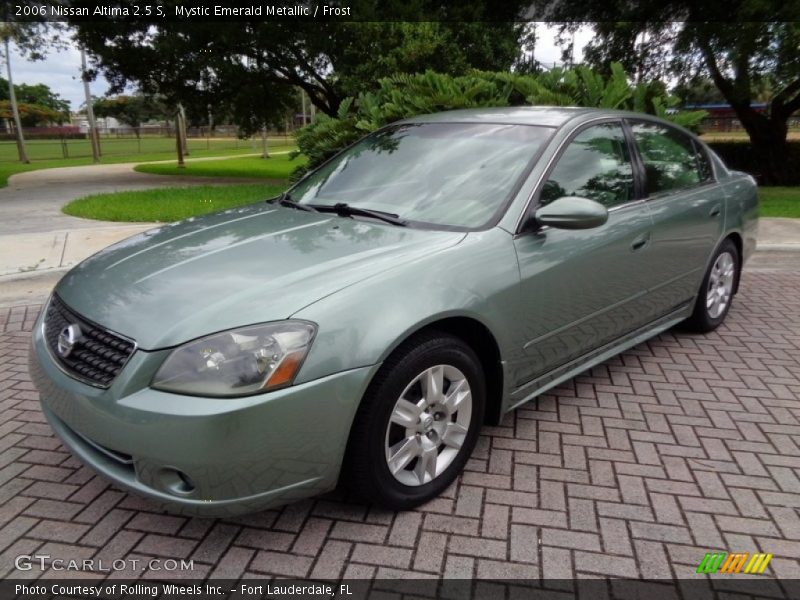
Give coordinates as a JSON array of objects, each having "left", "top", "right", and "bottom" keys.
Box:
[{"left": 30, "top": 108, "right": 758, "bottom": 516}]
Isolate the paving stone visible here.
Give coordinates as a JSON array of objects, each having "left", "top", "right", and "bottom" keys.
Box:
[{"left": 0, "top": 271, "right": 797, "bottom": 579}]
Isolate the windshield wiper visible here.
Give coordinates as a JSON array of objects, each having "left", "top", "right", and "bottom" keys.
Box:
[
  {"left": 274, "top": 192, "right": 318, "bottom": 213},
  {"left": 309, "top": 203, "right": 407, "bottom": 227}
]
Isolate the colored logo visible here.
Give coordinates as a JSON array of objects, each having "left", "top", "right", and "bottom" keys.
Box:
[{"left": 697, "top": 552, "right": 772, "bottom": 575}]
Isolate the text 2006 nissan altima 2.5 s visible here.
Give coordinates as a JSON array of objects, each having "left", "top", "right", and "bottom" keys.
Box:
[{"left": 30, "top": 107, "right": 757, "bottom": 516}]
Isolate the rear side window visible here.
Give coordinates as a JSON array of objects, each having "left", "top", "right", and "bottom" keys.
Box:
[
  {"left": 539, "top": 122, "right": 634, "bottom": 209},
  {"left": 631, "top": 122, "right": 702, "bottom": 195},
  {"left": 694, "top": 141, "right": 713, "bottom": 182}
]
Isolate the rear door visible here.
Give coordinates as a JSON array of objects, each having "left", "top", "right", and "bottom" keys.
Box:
[
  {"left": 512, "top": 120, "right": 655, "bottom": 385},
  {"left": 627, "top": 120, "right": 724, "bottom": 316}
]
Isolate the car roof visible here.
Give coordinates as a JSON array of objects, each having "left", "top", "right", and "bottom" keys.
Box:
[
  {"left": 399, "top": 106, "right": 599, "bottom": 128},
  {"left": 399, "top": 106, "right": 682, "bottom": 130}
]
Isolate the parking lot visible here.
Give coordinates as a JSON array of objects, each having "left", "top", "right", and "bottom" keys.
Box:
[{"left": 1, "top": 266, "right": 798, "bottom": 583}]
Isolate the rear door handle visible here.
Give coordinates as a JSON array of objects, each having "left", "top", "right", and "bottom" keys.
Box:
[
  {"left": 631, "top": 232, "right": 650, "bottom": 251},
  {"left": 709, "top": 206, "right": 721, "bottom": 218}
]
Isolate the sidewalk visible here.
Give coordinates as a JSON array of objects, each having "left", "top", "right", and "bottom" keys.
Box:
[
  {"left": 757, "top": 217, "right": 800, "bottom": 250},
  {"left": 0, "top": 158, "right": 279, "bottom": 308},
  {"left": 0, "top": 224, "right": 154, "bottom": 307},
  {"left": 0, "top": 223, "right": 154, "bottom": 277}
]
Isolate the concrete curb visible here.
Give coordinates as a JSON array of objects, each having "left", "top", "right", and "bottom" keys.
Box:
[{"left": 755, "top": 243, "right": 800, "bottom": 251}]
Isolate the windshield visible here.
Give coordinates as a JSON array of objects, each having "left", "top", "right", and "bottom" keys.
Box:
[{"left": 289, "top": 122, "right": 552, "bottom": 229}]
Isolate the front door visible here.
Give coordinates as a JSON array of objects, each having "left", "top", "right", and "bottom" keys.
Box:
[{"left": 511, "top": 121, "right": 655, "bottom": 387}]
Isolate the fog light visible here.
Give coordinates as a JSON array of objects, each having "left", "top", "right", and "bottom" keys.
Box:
[{"left": 158, "top": 467, "right": 195, "bottom": 496}]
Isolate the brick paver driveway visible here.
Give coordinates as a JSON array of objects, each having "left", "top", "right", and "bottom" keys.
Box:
[{"left": 1, "top": 267, "right": 799, "bottom": 582}]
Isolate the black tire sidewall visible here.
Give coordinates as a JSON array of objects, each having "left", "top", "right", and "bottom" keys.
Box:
[
  {"left": 694, "top": 239, "right": 740, "bottom": 330},
  {"left": 357, "top": 335, "right": 485, "bottom": 508}
]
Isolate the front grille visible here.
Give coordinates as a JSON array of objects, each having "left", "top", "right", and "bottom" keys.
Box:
[{"left": 43, "top": 295, "right": 136, "bottom": 388}]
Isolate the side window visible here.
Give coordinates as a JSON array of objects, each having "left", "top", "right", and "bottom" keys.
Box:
[
  {"left": 693, "top": 141, "right": 713, "bottom": 182},
  {"left": 539, "top": 122, "right": 634, "bottom": 209},
  {"left": 631, "top": 122, "right": 702, "bottom": 195}
]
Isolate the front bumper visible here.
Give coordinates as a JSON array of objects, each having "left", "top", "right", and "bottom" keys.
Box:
[{"left": 30, "top": 313, "right": 376, "bottom": 517}]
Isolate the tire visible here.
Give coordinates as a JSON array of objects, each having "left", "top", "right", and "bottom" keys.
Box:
[
  {"left": 683, "top": 238, "right": 740, "bottom": 333},
  {"left": 345, "top": 331, "right": 485, "bottom": 509}
]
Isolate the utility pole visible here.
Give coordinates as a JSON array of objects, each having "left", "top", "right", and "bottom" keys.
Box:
[
  {"left": 80, "top": 46, "right": 100, "bottom": 163},
  {"left": 3, "top": 36, "right": 29, "bottom": 164}
]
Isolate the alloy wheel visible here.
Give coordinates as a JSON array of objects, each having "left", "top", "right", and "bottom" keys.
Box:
[
  {"left": 706, "top": 251, "right": 735, "bottom": 319},
  {"left": 384, "top": 364, "right": 472, "bottom": 486}
]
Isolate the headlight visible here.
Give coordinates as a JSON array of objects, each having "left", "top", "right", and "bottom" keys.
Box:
[{"left": 151, "top": 321, "right": 316, "bottom": 397}]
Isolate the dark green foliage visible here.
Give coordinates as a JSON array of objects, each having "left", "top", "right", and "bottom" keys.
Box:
[
  {"left": 93, "top": 95, "right": 168, "bottom": 132},
  {"left": 708, "top": 141, "right": 800, "bottom": 185},
  {"left": 292, "top": 66, "right": 707, "bottom": 176},
  {"left": 73, "top": 11, "right": 527, "bottom": 132}
]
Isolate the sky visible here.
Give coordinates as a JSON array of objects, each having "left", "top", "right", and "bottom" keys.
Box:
[{"left": 6, "top": 24, "right": 594, "bottom": 111}]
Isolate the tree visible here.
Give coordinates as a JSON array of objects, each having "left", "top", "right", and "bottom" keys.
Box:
[
  {"left": 675, "top": 20, "right": 800, "bottom": 184},
  {"left": 93, "top": 95, "right": 167, "bottom": 136},
  {"left": 14, "top": 82, "right": 70, "bottom": 115},
  {"left": 0, "top": 79, "right": 70, "bottom": 126},
  {"left": 0, "top": 101, "right": 65, "bottom": 127},
  {"left": 672, "top": 77, "right": 726, "bottom": 106},
  {"left": 293, "top": 67, "right": 706, "bottom": 176},
  {"left": 532, "top": 1, "right": 800, "bottom": 184},
  {"left": 1, "top": 30, "right": 29, "bottom": 162},
  {"left": 580, "top": 23, "right": 676, "bottom": 83},
  {"left": 71, "top": 2, "right": 527, "bottom": 124},
  {"left": 0, "top": 20, "right": 65, "bottom": 163}
]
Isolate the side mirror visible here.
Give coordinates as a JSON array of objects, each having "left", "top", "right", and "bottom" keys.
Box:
[{"left": 533, "top": 196, "right": 609, "bottom": 230}]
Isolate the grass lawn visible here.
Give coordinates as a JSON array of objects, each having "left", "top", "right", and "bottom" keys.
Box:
[
  {"left": 134, "top": 153, "right": 305, "bottom": 180},
  {"left": 759, "top": 187, "right": 800, "bottom": 218},
  {"left": 62, "top": 183, "right": 288, "bottom": 223},
  {"left": 0, "top": 140, "right": 295, "bottom": 188}
]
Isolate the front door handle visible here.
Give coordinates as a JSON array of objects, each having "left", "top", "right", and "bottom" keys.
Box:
[
  {"left": 709, "top": 205, "right": 721, "bottom": 218},
  {"left": 631, "top": 232, "right": 650, "bottom": 251}
]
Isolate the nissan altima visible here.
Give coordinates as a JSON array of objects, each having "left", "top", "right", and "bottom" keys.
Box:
[{"left": 30, "top": 107, "right": 758, "bottom": 516}]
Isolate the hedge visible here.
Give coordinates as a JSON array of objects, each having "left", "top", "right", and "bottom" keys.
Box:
[{"left": 707, "top": 140, "right": 800, "bottom": 185}]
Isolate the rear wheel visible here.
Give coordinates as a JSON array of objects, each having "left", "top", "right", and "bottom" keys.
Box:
[
  {"left": 346, "top": 332, "right": 485, "bottom": 509},
  {"left": 683, "top": 239, "right": 740, "bottom": 332}
]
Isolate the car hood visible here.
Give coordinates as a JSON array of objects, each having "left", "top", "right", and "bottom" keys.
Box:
[{"left": 55, "top": 203, "right": 465, "bottom": 350}]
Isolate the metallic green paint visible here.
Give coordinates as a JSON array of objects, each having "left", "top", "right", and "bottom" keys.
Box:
[
  {"left": 533, "top": 196, "right": 609, "bottom": 230},
  {"left": 55, "top": 204, "right": 465, "bottom": 350},
  {"left": 30, "top": 107, "right": 758, "bottom": 515},
  {"left": 30, "top": 325, "right": 379, "bottom": 516}
]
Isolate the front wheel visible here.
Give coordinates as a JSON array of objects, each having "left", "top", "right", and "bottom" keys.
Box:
[
  {"left": 345, "top": 332, "right": 485, "bottom": 509},
  {"left": 683, "top": 239, "right": 740, "bottom": 332}
]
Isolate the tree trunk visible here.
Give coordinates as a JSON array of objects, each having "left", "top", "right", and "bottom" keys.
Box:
[
  {"left": 175, "top": 110, "right": 185, "bottom": 168},
  {"left": 80, "top": 47, "right": 101, "bottom": 163},
  {"left": 3, "top": 37, "right": 29, "bottom": 164},
  {"left": 178, "top": 103, "right": 189, "bottom": 156},
  {"left": 261, "top": 126, "right": 269, "bottom": 158},
  {"left": 737, "top": 110, "right": 792, "bottom": 185}
]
